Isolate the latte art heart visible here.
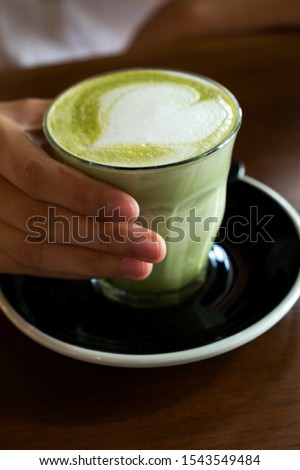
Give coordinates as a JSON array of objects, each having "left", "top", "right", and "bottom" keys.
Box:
[
  {"left": 46, "top": 69, "right": 238, "bottom": 167},
  {"left": 94, "top": 83, "right": 229, "bottom": 148}
]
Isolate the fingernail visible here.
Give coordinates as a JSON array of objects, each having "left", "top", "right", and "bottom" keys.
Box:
[
  {"left": 120, "top": 258, "right": 153, "bottom": 279},
  {"left": 134, "top": 233, "right": 167, "bottom": 263}
]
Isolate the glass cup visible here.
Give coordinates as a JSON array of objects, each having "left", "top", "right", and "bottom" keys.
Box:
[{"left": 44, "top": 70, "right": 242, "bottom": 308}]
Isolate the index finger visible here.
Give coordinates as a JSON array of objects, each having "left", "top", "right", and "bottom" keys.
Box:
[{"left": 0, "top": 116, "right": 139, "bottom": 219}]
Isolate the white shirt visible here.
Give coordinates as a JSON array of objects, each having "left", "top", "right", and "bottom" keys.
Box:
[{"left": 0, "top": 0, "right": 168, "bottom": 69}]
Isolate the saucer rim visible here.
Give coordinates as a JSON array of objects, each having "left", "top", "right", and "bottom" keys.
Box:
[{"left": 0, "top": 175, "right": 299, "bottom": 368}]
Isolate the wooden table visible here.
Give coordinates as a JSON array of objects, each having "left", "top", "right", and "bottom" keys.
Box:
[{"left": 0, "top": 31, "right": 300, "bottom": 450}]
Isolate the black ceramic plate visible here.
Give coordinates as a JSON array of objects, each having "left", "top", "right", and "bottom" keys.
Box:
[{"left": 0, "top": 169, "right": 299, "bottom": 367}]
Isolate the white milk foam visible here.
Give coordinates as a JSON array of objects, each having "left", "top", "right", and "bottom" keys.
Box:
[
  {"left": 93, "top": 83, "right": 229, "bottom": 149},
  {"left": 46, "top": 70, "right": 237, "bottom": 167}
]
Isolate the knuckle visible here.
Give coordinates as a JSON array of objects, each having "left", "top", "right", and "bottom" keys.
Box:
[
  {"left": 17, "top": 159, "right": 45, "bottom": 198},
  {"left": 73, "top": 181, "right": 94, "bottom": 214},
  {"left": 56, "top": 164, "right": 94, "bottom": 214}
]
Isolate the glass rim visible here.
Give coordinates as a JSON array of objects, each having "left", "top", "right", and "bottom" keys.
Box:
[{"left": 43, "top": 68, "right": 242, "bottom": 172}]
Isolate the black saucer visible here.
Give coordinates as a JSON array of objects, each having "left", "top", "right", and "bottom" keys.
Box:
[{"left": 0, "top": 167, "right": 299, "bottom": 367}]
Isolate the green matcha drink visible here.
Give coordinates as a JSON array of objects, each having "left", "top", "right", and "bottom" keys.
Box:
[{"left": 44, "top": 69, "right": 241, "bottom": 307}]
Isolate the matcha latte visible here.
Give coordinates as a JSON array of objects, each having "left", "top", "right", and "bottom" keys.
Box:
[
  {"left": 45, "top": 69, "right": 242, "bottom": 307},
  {"left": 46, "top": 69, "right": 237, "bottom": 168}
]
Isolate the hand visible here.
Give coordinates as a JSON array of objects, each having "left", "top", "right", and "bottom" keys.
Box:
[{"left": 0, "top": 99, "right": 166, "bottom": 279}]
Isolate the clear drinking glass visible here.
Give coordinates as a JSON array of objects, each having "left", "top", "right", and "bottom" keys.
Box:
[{"left": 44, "top": 70, "right": 242, "bottom": 308}]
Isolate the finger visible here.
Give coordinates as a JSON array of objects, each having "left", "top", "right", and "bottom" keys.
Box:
[
  {"left": 0, "top": 250, "right": 153, "bottom": 280},
  {"left": 0, "top": 222, "right": 153, "bottom": 280},
  {"left": 0, "top": 99, "right": 52, "bottom": 132},
  {"left": 0, "top": 99, "right": 51, "bottom": 145},
  {"left": 0, "top": 117, "right": 140, "bottom": 220},
  {"left": 0, "top": 176, "right": 166, "bottom": 263},
  {"left": 0, "top": 251, "right": 87, "bottom": 279}
]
